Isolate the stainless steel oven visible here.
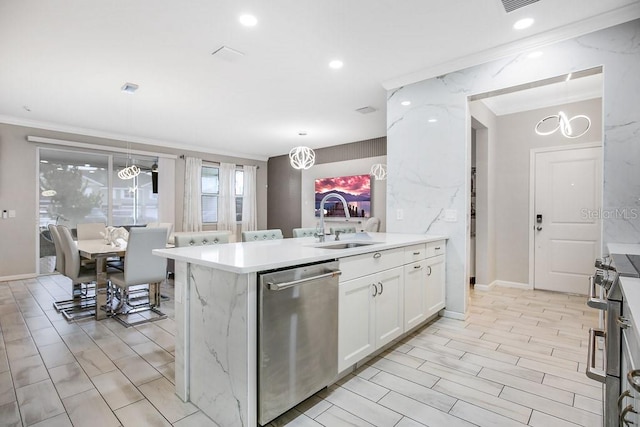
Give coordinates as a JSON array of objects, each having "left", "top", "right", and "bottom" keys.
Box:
[{"left": 587, "top": 254, "right": 640, "bottom": 426}]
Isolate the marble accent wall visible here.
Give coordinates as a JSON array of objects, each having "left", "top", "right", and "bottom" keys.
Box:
[{"left": 387, "top": 19, "right": 640, "bottom": 316}]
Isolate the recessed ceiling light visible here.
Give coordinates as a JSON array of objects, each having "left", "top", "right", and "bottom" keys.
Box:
[
  {"left": 401, "top": 101, "right": 411, "bottom": 106},
  {"left": 527, "top": 51, "right": 543, "bottom": 59},
  {"left": 329, "top": 60, "right": 344, "bottom": 69},
  {"left": 121, "top": 82, "right": 139, "bottom": 94},
  {"left": 428, "top": 118, "right": 438, "bottom": 123},
  {"left": 513, "top": 18, "right": 534, "bottom": 30},
  {"left": 239, "top": 14, "right": 257, "bottom": 27}
]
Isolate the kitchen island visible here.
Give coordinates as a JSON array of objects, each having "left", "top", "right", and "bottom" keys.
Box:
[{"left": 153, "top": 232, "right": 446, "bottom": 426}]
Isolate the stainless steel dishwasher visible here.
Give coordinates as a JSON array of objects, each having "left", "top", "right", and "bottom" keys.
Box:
[{"left": 258, "top": 260, "right": 341, "bottom": 426}]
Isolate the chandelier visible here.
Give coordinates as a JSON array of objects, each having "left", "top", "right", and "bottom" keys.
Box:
[
  {"left": 289, "top": 146, "right": 316, "bottom": 170},
  {"left": 118, "top": 164, "right": 140, "bottom": 180},
  {"left": 370, "top": 163, "right": 387, "bottom": 180},
  {"left": 535, "top": 111, "right": 591, "bottom": 139}
]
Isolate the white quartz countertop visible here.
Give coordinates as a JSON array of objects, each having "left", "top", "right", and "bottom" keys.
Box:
[
  {"left": 607, "top": 243, "right": 640, "bottom": 255},
  {"left": 153, "top": 232, "right": 447, "bottom": 274}
]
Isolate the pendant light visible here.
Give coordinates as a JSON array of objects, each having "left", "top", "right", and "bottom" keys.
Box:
[
  {"left": 289, "top": 146, "right": 315, "bottom": 170},
  {"left": 534, "top": 73, "right": 591, "bottom": 139},
  {"left": 370, "top": 163, "right": 387, "bottom": 180}
]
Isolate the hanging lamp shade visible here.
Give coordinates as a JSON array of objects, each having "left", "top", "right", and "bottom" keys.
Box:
[
  {"left": 370, "top": 163, "right": 387, "bottom": 180},
  {"left": 289, "top": 146, "right": 316, "bottom": 170}
]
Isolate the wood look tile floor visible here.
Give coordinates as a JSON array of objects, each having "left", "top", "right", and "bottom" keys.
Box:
[{"left": 0, "top": 275, "right": 602, "bottom": 427}]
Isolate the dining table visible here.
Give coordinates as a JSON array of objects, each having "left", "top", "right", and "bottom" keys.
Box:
[{"left": 75, "top": 239, "right": 127, "bottom": 320}]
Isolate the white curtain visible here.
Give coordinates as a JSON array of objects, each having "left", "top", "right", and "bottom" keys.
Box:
[
  {"left": 241, "top": 165, "right": 257, "bottom": 232},
  {"left": 217, "top": 162, "right": 237, "bottom": 232},
  {"left": 157, "top": 157, "right": 176, "bottom": 226},
  {"left": 183, "top": 157, "right": 202, "bottom": 232}
]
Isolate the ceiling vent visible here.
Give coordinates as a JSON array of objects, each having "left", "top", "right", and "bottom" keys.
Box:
[
  {"left": 500, "top": 0, "right": 539, "bottom": 13},
  {"left": 211, "top": 46, "right": 245, "bottom": 62},
  {"left": 355, "top": 106, "right": 377, "bottom": 114}
]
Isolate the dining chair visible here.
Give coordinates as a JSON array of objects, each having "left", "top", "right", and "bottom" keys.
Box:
[
  {"left": 241, "top": 229, "right": 284, "bottom": 242},
  {"left": 174, "top": 231, "right": 230, "bottom": 247},
  {"left": 363, "top": 217, "right": 381, "bottom": 232},
  {"left": 55, "top": 225, "right": 99, "bottom": 320},
  {"left": 107, "top": 227, "right": 168, "bottom": 326},
  {"left": 76, "top": 222, "right": 106, "bottom": 240},
  {"left": 292, "top": 227, "right": 316, "bottom": 238},
  {"left": 329, "top": 226, "right": 357, "bottom": 235},
  {"left": 146, "top": 222, "right": 174, "bottom": 244},
  {"left": 48, "top": 223, "right": 65, "bottom": 275}
]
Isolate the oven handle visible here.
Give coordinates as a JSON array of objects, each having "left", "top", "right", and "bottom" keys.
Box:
[
  {"left": 587, "top": 275, "right": 608, "bottom": 310},
  {"left": 586, "top": 328, "right": 606, "bottom": 383}
]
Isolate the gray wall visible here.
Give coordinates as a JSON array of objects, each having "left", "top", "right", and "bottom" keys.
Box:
[
  {"left": 267, "top": 137, "right": 386, "bottom": 238},
  {"left": 0, "top": 123, "right": 267, "bottom": 278}
]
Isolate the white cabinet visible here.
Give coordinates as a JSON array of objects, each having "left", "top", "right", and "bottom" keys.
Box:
[
  {"left": 425, "top": 254, "right": 446, "bottom": 317},
  {"left": 338, "top": 264, "right": 404, "bottom": 372},
  {"left": 404, "top": 259, "right": 428, "bottom": 330},
  {"left": 338, "top": 240, "right": 446, "bottom": 371},
  {"left": 403, "top": 240, "right": 446, "bottom": 331}
]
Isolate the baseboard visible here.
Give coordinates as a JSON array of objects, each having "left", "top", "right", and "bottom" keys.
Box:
[
  {"left": 0, "top": 273, "right": 38, "bottom": 282},
  {"left": 495, "top": 280, "right": 532, "bottom": 290},
  {"left": 441, "top": 309, "right": 467, "bottom": 320},
  {"left": 473, "top": 280, "right": 497, "bottom": 291}
]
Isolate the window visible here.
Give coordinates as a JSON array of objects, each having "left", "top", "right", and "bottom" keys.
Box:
[
  {"left": 38, "top": 148, "right": 159, "bottom": 229},
  {"left": 201, "top": 165, "right": 244, "bottom": 223}
]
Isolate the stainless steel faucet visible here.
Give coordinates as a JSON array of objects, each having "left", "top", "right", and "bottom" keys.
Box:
[{"left": 317, "top": 192, "right": 351, "bottom": 242}]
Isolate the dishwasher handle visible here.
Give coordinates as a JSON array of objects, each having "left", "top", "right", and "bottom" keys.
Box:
[{"left": 267, "top": 270, "right": 342, "bottom": 291}]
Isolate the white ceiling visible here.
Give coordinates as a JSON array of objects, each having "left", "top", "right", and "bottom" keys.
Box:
[{"left": 0, "top": 0, "right": 638, "bottom": 160}]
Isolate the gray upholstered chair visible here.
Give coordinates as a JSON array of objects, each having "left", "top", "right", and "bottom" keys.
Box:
[
  {"left": 146, "top": 222, "right": 174, "bottom": 244},
  {"left": 292, "top": 227, "right": 317, "bottom": 238},
  {"left": 55, "top": 225, "right": 98, "bottom": 320},
  {"left": 241, "top": 229, "right": 284, "bottom": 242},
  {"left": 107, "top": 227, "right": 168, "bottom": 326},
  {"left": 76, "top": 222, "right": 106, "bottom": 240},
  {"left": 174, "top": 231, "right": 230, "bottom": 247},
  {"left": 363, "top": 217, "right": 381, "bottom": 232},
  {"left": 48, "top": 224, "right": 65, "bottom": 275},
  {"left": 329, "top": 226, "right": 356, "bottom": 235}
]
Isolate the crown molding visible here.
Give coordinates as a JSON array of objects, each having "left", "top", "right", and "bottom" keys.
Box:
[
  {"left": 382, "top": 4, "right": 640, "bottom": 90},
  {"left": 0, "top": 115, "right": 269, "bottom": 162}
]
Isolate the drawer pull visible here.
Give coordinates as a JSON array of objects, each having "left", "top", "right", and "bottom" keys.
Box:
[
  {"left": 378, "top": 282, "right": 383, "bottom": 295},
  {"left": 617, "top": 316, "right": 632, "bottom": 329},
  {"left": 587, "top": 275, "right": 607, "bottom": 310},
  {"left": 413, "top": 251, "right": 421, "bottom": 255},
  {"left": 618, "top": 390, "right": 632, "bottom": 411},
  {"left": 371, "top": 283, "right": 378, "bottom": 297},
  {"left": 373, "top": 252, "right": 382, "bottom": 259},
  {"left": 414, "top": 264, "right": 422, "bottom": 270},
  {"left": 620, "top": 404, "right": 637, "bottom": 426},
  {"left": 628, "top": 370, "right": 640, "bottom": 393},
  {"left": 434, "top": 247, "right": 441, "bottom": 250}
]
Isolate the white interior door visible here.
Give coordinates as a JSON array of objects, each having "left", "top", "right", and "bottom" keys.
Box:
[{"left": 533, "top": 145, "right": 601, "bottom": 294}]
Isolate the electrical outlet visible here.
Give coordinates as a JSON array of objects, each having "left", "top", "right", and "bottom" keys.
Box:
[
  {"left": 396, "top": 209, "right": 404, "bottom": 220},
  {"left": 8, "top": 210, "right": 15, "bottom": 218}
]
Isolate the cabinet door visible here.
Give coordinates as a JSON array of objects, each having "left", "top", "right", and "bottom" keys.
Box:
[
  {"left": 404, "top": 260, "right": 427, "bottom": 331},
  {"left": 374, "top": 266, "right": 404, "bottom": 348},
  {"left": 425, "top": 255, "right": 446, "bottom": 317},
  {"left": 338, "top": 275, "right": 376, "bottom": 372}
]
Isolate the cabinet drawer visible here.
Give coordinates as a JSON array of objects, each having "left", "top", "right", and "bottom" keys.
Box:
[
  {"left": 340, "top": 247, "right": 404, "bottom": 282},
  {"left": 404, "top": 244, "right": 427, "bottom": 264},
  {"left": 426, "top": 240, "right": 446, "bottom": 258}
]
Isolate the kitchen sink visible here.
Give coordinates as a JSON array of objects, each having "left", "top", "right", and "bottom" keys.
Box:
[{"left": 316, "top": 242, "right": 378, "bottom": 249}]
